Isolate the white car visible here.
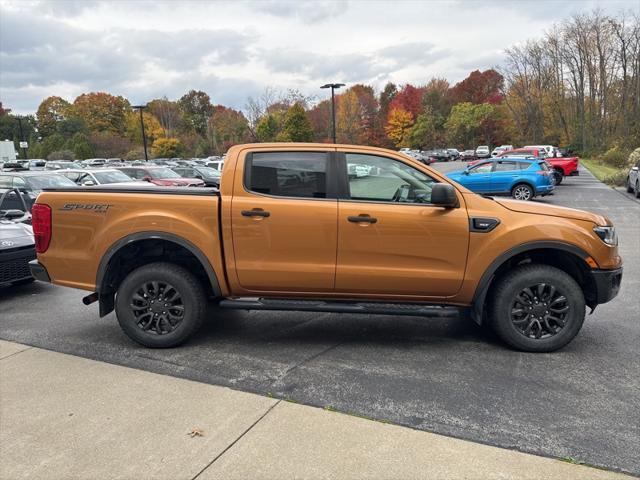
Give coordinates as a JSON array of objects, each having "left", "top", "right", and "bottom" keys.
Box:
[
  {"left": 60, "top": 169, "right": 150, "bottom": 187},
  {"left": 491, "top": 145, "right": 514, "bottom": 157},
  {"left": 524, "top": 145, "right": 558, "bottom": 158},
  {"left": 475, "top": 146, "right": 490, "bottom": 158},
  {"left": 626, "top": 158, "right": 640, "bottom": 198}
]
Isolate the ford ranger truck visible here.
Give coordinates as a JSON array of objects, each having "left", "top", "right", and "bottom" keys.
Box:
[{"left": 28, "top": 143, "right": 623, "bottom": 352}]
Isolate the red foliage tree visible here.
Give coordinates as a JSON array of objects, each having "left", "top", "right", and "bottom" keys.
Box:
[
  {"left": 450, "top": 69, "right": 504, "bottom": 105},
  {"left": 388, "top": 84, "right": 425, "bottom": 120}
]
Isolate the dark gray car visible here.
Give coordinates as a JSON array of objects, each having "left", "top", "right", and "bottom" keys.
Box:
[{"left": 0, "top": 189, "right": 35, "bottom": 287}]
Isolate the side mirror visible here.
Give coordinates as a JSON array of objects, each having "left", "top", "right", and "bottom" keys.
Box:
[
  {"left": 431, "top": 184, "right": 458, "bottom": 208},
  {"left": 82, "top": 180, "right": 95, "bottom": 186},
  {"left": 142, "top": 176, "right": 152, "bottom": 182}
]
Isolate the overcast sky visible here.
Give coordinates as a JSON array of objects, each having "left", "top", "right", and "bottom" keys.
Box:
[{"left": 0, "top": 0, "right": 636, "bottom": 115}]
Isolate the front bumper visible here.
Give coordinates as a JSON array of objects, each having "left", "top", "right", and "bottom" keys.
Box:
[
  {"left": 0, "top": 246, "right": 36, "bottom": 287},
  {"left": 569, "top": 170, "right": 580, "bottom": 176},
  {"left": 28, "top": 259, "right": 50, "bottom": 283},
  {"left": 590, "top": 267, "right": 623, "bottom": 304}
]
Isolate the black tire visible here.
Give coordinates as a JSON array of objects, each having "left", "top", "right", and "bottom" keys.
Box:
[
  {"left": 488, "top": 264, "right": 585, "bottom": 352},
  {"left": 626, "top": 177, "right": 633, "bottom": 193},
  {"left": 635, "top": 180, "right": 640, "bottom": 199},
  {"left": 553, "top": 170, "right": 564, "bottom": 185},
  {"left": 115, "top": 262, "right": 206, "bottom": 348},
  {"left": 511, "top": 183, "right": 534, "bottom": 201}
]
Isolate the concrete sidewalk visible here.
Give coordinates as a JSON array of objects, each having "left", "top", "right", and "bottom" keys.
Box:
[{"left": 0, "top": 340, "right": 630, "bottom": 480}]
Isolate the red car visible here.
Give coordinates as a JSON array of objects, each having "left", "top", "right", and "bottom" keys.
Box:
[
  {"left": 468, "top": 148, "right": 580, "bottom": 185},
  {"left": 117, "top": 167, "right": 205, "bottom": 187},
  {"left": 498, "top": 149, "right": 579, "bottom": 185}
]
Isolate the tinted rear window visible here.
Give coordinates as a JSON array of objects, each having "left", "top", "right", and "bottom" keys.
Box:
[{"left": 246, "top": 152, "right": 327, "bottom": 199}]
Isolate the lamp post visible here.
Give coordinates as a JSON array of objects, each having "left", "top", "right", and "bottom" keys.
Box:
[
  {"left": 320, "top": 83, "right": 345, "bottom": 143},
  {"left": 131, "top": 104, "right": 149, "bottom": 161},
  {"left": 16, "top": 116, "right": 28, "bottom": 159}
]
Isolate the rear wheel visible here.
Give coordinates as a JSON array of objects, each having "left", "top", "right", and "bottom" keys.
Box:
[
  {"left": 512, "top": 183, "right": 533, "bottom": 201},
  {"left": 115, "top": 262, "right": 206, "bottom": 348},
  {"left": 635, "top": 180, "right": 640, "bottom": 199},
  {"left": 626, "top": 176, "right": 633, "bottom": 193},
  {"left": 553, "top": 170, "right": 564, "bottom": 185},
  {"left": 488, "top": 264, "right": 585, "bottom": 352}
]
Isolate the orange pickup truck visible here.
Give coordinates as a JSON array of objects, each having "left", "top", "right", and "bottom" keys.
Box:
[{"left": 29, "top": 143, "right": 622, "bottom": 352}]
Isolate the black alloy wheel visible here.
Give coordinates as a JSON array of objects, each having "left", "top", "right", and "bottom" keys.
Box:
[
  {"left": 510, "top": 283, "right": 569, "bottom": 339},
  {"left": 130, "top": 281, "right": 184, "bottom": 335}
]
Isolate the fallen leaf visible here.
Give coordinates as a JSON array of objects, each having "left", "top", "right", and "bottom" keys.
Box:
[{"left": 188, "top": 427, "right": 204, "bottom": 438}]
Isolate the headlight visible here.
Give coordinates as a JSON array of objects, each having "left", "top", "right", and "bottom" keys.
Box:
[{"left": 593, "top": 226, "right": 618, "bottom": 246}]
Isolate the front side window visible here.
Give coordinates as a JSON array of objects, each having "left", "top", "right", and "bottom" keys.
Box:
[
  {"left": 345, "top": 153, "right": 437, "bottom": 204},
  {"left": 246, "top": 152, "right": 327, "bottom": 199},
  {"left": 469, "top": 162, "right": 493, "bottom": 174}
]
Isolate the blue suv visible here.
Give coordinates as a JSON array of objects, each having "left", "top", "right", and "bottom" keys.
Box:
[{"left": 447, "top": 158, "right": 554, "bottom": 201}]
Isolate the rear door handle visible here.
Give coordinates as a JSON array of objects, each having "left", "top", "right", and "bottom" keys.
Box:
[
  {"left": 241, "top": 208, "right": 270, "bottom": 218},
  {"left": 347, "top": 214, "right": 377, "bottom": 224}
]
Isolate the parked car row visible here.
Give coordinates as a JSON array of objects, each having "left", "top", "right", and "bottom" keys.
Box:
[{"left": 0, "top": 156, "right": 225, "bottom": 173}]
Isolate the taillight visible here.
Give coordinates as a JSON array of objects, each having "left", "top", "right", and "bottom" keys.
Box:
[{"left": 32, "top": 204, "right": 52, "bottom": 253}]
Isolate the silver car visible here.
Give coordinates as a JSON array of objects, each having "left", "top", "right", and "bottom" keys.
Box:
[{"left": 626, "top": 158, "right": 640, "bottom": 198}]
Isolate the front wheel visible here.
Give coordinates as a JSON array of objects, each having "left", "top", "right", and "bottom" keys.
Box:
[
  {"left": 115, "top": 262, "right": 207, "bottom": 348},
  {"left": 488, "top": 264, "right": 585, "bottom": 352},
  {"left": 512, "top": 183, "right": 534, "bottom": 201},
  {"left": 635, "top": 180, "right": 640, "bottom": 199},
  {"left": 626, "top": 177, "right": 633, "bottom": 193}
]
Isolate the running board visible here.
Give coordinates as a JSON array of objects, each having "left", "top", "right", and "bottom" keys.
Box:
[{"left": 218, "top": 298, "right": 460, "bottom": 318}]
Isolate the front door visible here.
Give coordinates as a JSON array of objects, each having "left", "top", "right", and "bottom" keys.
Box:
[
  {"left": 335, "top": 152, "right": 469, "bottom": 298},
  {"left": 463, "top": 160, "right": 495, "bottom": 193},
  {"left": 231, "top": 150, "right": 338, "bottom": 293}
]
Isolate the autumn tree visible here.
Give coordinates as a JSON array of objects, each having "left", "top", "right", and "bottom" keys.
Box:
[
  {"left": 389, "top": 84, "right": 425, "bottom": 120},
  {"left": 125, "top": 111, "right": 164, "bottom": 145},
  {"left": 445, "top": 102, "right": 495, "bottom": 146},
  {"left": 207, "top": 106, "right": 249, "bottom": 154},
  {"left": 36, "top": 96, "right": 72, "bottom": 136},
  {"left": 73, "top": 92, "right": 129, "bottom": 135},
  {"left": 307, "top": 99, "right": 332, "bottom": 142},
  {"left": 148, "top": 97, "right": 182, "bottom": 137},
  {"left": 385, "top": 108, "right": 414, "bottom": 147},
  {"left": 256, "top": 114, "right": 280, "bottom": 142},
  {"left": 179, "top": 90, "right": 214, "bottom": 136},
  {"left": 152, "top": 137, "right": 183, "bottom": 158},
  {"left": 450, "top": 69, "right": 504, "bottom": 105},
  {"left": 278, "top": 103, "right": 314, "bottom": 142},
  {"left": 408, "top": 109, "right": 438, "bottom": 149},
  {"left": 336, "top": 89, "right": 363, "bottom": 143}
]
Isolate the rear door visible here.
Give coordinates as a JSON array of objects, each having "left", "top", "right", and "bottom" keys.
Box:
[
  {"left": 335, "top": 151, "right": 469, "bottom": 297},
  {"left": 230, "top": 150, "right": 338, "bottom": 293},
  {"left": 491, "top": 159, "right": 519, "bottom": 193}
]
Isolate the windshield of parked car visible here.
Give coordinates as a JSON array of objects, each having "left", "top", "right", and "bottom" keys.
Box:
[
  {"left": 92, "top": 170, "right": 135, "bottom": 184},
  {"left": 149, "top": 168, "right": 181, "bottom": 179},
  {"left": 196, "top": 167, "right": 220, "bottom": 177},
  {"left": 27, "top": 175, "right": 77, "bottom": 190}
]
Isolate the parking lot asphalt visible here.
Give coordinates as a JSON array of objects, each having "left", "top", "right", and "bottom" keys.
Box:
[{"left": 1, "top": 162, "right": 639, "bottom": 475}]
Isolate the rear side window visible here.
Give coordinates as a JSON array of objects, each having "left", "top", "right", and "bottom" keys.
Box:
[
  {"left": 494, "top": 160, "right": 518, "bottom": 172},
  {"left": 246, "top": 152, "right": 327, "bottom": 199}
]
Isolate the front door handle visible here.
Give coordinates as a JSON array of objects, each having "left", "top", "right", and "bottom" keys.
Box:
[
  {"left": 347, "top": 214, "right": 377, "bottom": 224},
  {"left": 241, "top": 208, "right": 270, "bottom": 218}
]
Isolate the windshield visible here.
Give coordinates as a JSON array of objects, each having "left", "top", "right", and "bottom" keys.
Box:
[
  {"left": 27, "top": 175, "right": 77, "bottom": 190},
  {"left": 93, "top": 170, "right": 134, "bottom": 184},
  {"left": 150, "top": 168, "right": 181, "bottom": 179},
  {"left": 196, "top": 167, "right": 220, "bottom": 177}
]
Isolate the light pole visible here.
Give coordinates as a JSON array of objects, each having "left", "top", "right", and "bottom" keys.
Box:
[
  {"left": 16, "top": 116, "right": 28, "bottom": 159},
  {"left": 320, "top": 83, "right": 345, "bottom": 143},
  {"left": 132, "top": 105, "right": 149, "bottom": 161}
]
